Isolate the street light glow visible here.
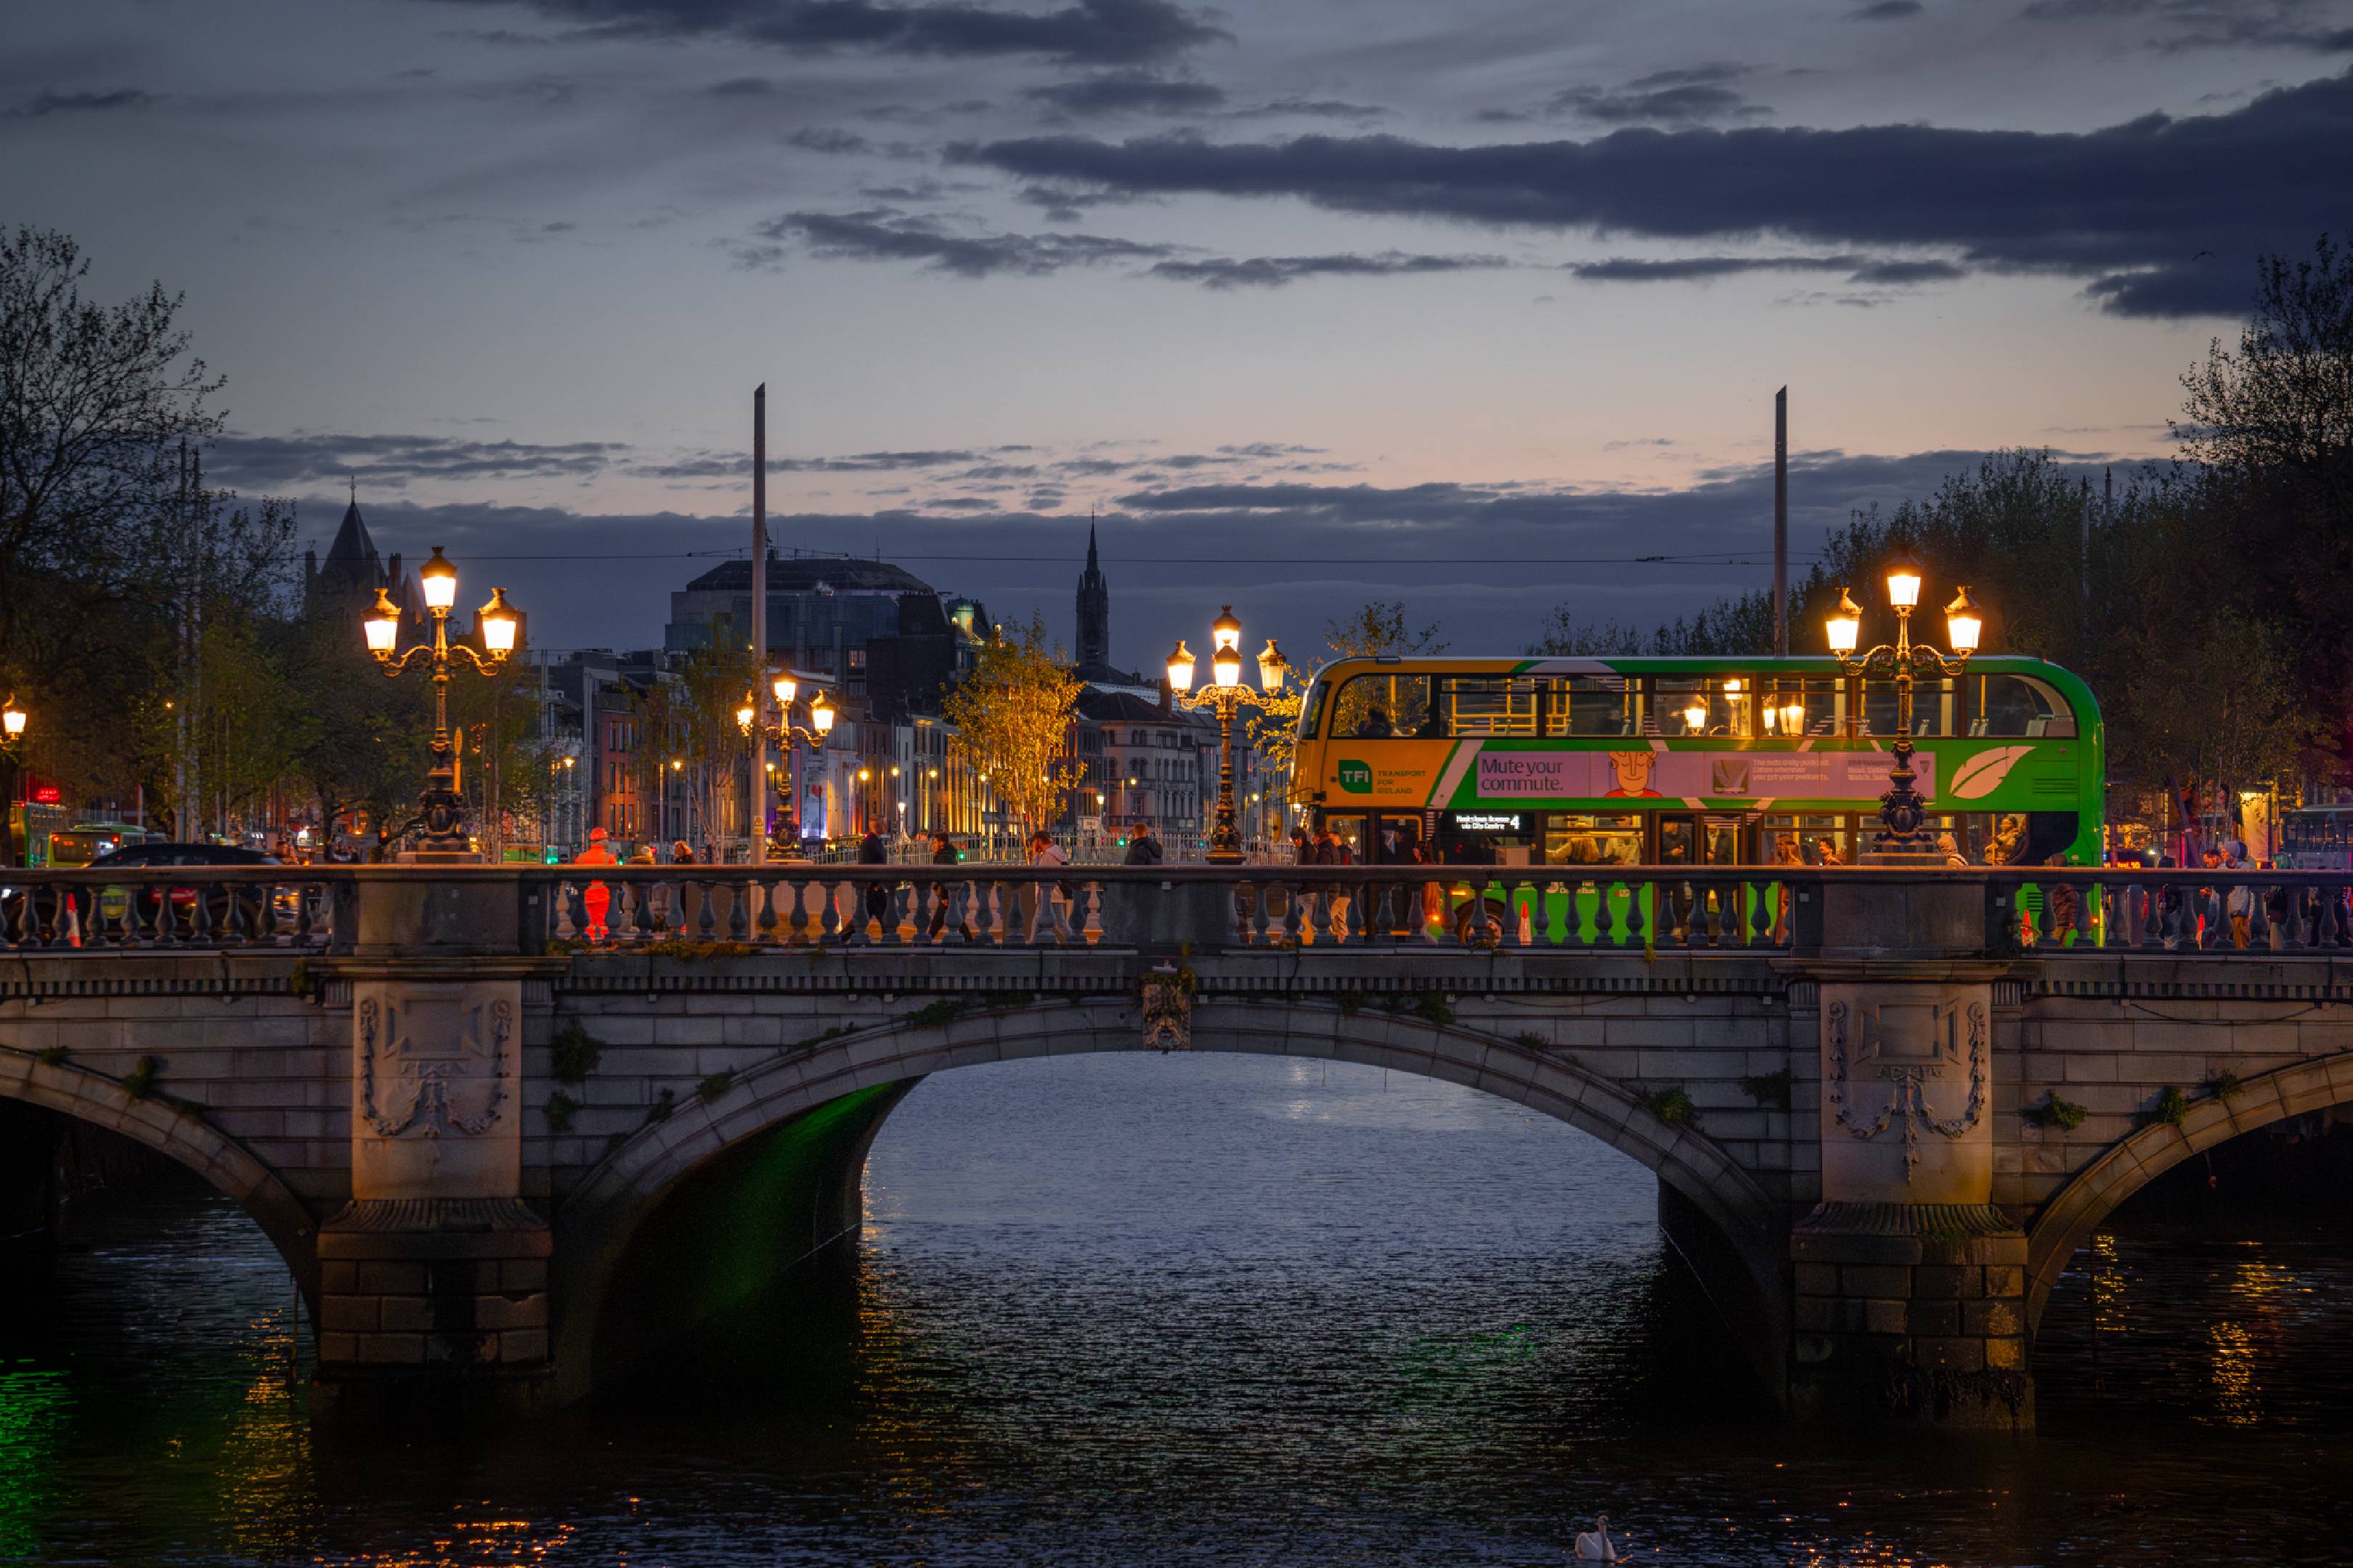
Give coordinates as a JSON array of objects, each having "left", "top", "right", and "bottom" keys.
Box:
[
  {"left": 1166, "top": 639, "right": 1195, "bottom": 693},
  {"left": 1826, "top": 588, "right": 1864, "bottom": 655},
  {"left": 419, "top": 546, "right": 458, "bottom": 611},
  {"left": 478, "top": 587, "right": 519, "bottom": 654},
  {"left": 1885, "top": 554, "right": 1923, "bottom": 609},
  {"left": 365, "top": 589, "right": 401, "bottom": 653},
  {"left": 1944, "top": 586, "right": 1983, "bottom": 651}
]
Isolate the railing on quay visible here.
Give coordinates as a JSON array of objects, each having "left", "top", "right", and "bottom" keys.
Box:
[{"left": 1, "top": 864, "right": 2349, "bottom": 957}]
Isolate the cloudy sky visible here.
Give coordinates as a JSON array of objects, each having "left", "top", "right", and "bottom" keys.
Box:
[{"left": 7, "top": 0, "right": 2349, "bottom": 668}]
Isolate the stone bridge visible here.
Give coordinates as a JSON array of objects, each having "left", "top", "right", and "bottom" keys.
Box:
[{"left": 4, "top": 862, "right": 2352, "bottom": 1431}]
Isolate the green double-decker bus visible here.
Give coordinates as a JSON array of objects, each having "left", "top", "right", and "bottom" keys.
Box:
[{"left": 1290, "top": 654, "right": 2102, "bottom": 877}]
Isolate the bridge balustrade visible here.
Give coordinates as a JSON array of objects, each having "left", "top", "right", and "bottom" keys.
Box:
[{"left": 1, "top": 864, "right": 2349, "bottom": 956}]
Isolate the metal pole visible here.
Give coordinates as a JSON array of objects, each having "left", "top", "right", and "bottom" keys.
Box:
[
  {"left": 1773, "top": 386, "right": 1788, "bottom": 657},
  {"left": 752, "top": 384, "right": 768, "bottom": 861}
]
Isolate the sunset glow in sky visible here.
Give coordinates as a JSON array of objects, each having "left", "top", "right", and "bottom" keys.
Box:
[{"left": 7, "top": 0, "right": 2349, "bottom": 665}]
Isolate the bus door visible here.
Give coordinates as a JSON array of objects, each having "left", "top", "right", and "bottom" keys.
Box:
[
  {"left": 1323, "top": 813, "right": 1367, "bottom": 864},
  {"left": 1365, "top": 812, "right": 1421, "bottom": 865}
]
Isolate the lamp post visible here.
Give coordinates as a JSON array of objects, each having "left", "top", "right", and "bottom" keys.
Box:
[
  {"left": 365, "top": 549, "right": 519, "bottom": 861},
  {"left": 0, "top": 694, "right": 25, "bottom": 868},
  {"left": 1168, "top": 608, "right": 1285, "bottom": 865},
  {"left": 1826, "top": 556, "right": 1982, "bottom": 857},
  {"left": 739, "top": 675, "right": 832, "bottom": 856}
]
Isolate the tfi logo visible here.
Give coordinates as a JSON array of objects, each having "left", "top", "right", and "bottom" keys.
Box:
[{"left": 1336, "top": 760, "right": 1373, "bottom": 794}]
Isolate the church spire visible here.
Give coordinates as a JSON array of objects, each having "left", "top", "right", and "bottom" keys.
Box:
[{"left": 1076, "top": 510, "right": 1110, "bottom": 680}]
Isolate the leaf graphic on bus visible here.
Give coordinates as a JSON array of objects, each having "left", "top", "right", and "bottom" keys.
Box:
[{"left": 1947, "top": 745, "right": 2035, "bottom": 800}]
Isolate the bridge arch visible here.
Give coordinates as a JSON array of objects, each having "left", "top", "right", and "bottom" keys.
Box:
[
  {"left": 0, "top": 1051, "right": 320, "bottom": 1300},
  {"left": 552, "top": 997, "right": 1786, "bottom": 1399},
  {"left": 2025, "top": 1049, "right": 2353, "bottom": 1328}
]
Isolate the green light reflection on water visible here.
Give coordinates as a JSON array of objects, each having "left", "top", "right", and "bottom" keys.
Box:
[{"left": 0, "top": 1366, "right": 73, "bottom": 1562}]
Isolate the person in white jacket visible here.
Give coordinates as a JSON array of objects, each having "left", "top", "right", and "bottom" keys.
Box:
[{"left": 1026, "top": 829, "right": 1072, "bottom": 942}]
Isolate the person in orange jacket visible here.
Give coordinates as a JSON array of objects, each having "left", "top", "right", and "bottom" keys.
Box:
[{"left": 575, "top": 826, "right": 617, "bottom": 941}]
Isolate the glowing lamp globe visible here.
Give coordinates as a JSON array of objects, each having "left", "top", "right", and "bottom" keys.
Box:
[
  {"left": 478, "top": 588, "right": 518, "bottom": 654},
  {"left": 365, "top": 588, "right": 402, "bottom": 653},
  {"left": 811, "top": 692, "right": 835, "bottom": 735},
  {"left": 1166, "top": 639, "right": 1196, "bottom": 694},
  {"left": 1944, "top": 586, "right": 1983, "bottom": 653},
  {"left": 419, "top": 546, "right": 459, "bottom": 612},
  {"left": 1211, "top": 606, "right": 1242, "bottom": 654},
  {"left": 1256, "top": 638, "right": 1287, "bottom": 694},
  {"left": 1826, "top": 588, "right": 1864, "bottom": 655},
  {"left": 773, "top": 675, "right": 797, "bottom": 707},
  {"left": 1885, "top": 554, "right": 1922, "bottom": 610}
]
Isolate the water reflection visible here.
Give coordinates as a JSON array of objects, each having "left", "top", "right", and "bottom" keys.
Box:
[{"left": 2, "top": 1054, "right": 2352, "bottom": 1566}]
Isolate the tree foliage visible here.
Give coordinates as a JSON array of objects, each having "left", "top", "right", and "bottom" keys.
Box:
[{"left": 940, "top": 611, "right": 1085, "bottom": 831}]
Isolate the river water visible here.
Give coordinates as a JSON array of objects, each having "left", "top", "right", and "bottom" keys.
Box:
[{"left": 4, "top": 1052, "right": 2351, "bottom": 1567}]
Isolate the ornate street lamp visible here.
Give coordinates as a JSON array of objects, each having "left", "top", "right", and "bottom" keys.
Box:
[
  {"left": 1826, "top": 556, "right": 1983, "bottom": 857},
  {"left": 1, "top": 696, "right": 25, "bottom": 746},
  {"left": 737, "top": 675, "right": 834, "bottom": 752},
  {"left": 1169, "top": 608, "right": 1285, "bottom": 865},
  {"left": 365, "top": 551, "right": 519, "bottom": 861}
]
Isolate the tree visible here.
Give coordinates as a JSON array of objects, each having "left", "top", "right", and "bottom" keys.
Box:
[
  {"left": 0, "top": 226, "right": 223, "bottom": 678},
  {"left": 939, "top": 612, "right": 1084, "bottom": 832},
  {"left": 1322, "top": 601, "right": 1446, "bottom": 662},
  {"left": 2176, "top": 232, "right": 2353, "bottom": 482}
]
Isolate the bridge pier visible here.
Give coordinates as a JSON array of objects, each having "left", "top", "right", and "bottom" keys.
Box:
[
  {"left": 310, "top": 872, "right": 558, "bottom": 1423},
  {"left": 1782, "top": 877, "right": 2032, "bottom": 1430}
]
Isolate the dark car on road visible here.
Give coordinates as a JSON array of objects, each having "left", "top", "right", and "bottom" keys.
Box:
[{"left": 83, "top": 842, "right": 289, "bottom": 936}]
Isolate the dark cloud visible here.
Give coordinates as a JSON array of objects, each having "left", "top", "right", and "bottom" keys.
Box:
[
  {"left": 419, "top": 0, "right": 1227, "bottom": 63},
  {"left": 1233, "top": 98, "right": 1391, "bottom": 121},
  {"left": 1566, "top": 253, "right": 1962, "bottom": 286},
  {"left": 956, "top": 69, "right": 2353, "bottom": 316},
  {"left": 9, "top": 88, "right": 158, "bottom": 116},
  {"left": 1145, "top": 251, "right": 1510, "bottom": 288},
  {"left": 706, "top": 76, "right": 776, "bottom": 94},
  {"left": 208, "top": 433, "right": 622, "bottom": 490},
  {"left": 327, "top": 447, "right": 2102, "bottom": 660},
  {"left": 760, "top": 208, "right": 1176, "bottom": 277},
  {"left": 635, "top": 448, "right": 985, "bottom": 478},
  {"left": 1550, "top": 63, "right": 1769, "bottom": 126},
  {"left": 1850, "top": 0, "right": 1923, "bottom": 17},
  {"left": 1023, "top": 73, "right": 1224, "bottom": 115},
  {"left": 757, "top": 209, "right": 1504, "bottom": 288},
  {"left": 785, "top": 126, "right": 874, "bottom": 153},
  {"left": 2018, "top": 0, "right": 2353, "bottom": 52}
]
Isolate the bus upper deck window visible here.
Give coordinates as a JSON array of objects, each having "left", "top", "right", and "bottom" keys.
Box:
[
  {"left": 1440, "top": 676, "right": 1538, "bottom": 736},
  {"left": 1548, "top": 675, "right": 1634, "bottom": 736},
  {"left": 1333, "top": 673, "right": 1431, "bottom": 738},
  {"left": 1971, "top": 673, "right": 2076, "bottom": 738}
]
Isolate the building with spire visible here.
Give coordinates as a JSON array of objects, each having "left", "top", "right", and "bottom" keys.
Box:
[
  {"left": 1076, "top": 515, "right": 1113, "bottom": 682},
  {"left": 303, "top": 483, "right": 423, "bottom": 627}
]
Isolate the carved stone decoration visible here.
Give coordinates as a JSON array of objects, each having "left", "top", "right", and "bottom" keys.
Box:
[
  {"left": 1141, "top": 962, "right": 1193, "bottom": 1052},
  {"left": 349, "top": 978, "right": 525, "bottom": 1202},
  {"left": 360, "top": 994, "right": 513, "bottom": 1137},
  {"left": 1818, "top": 982, "right": 1995, "bottom": 1204}
]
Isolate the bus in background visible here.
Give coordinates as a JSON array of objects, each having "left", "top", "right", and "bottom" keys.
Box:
[
  {"left": 2280, "top": 805, "right": 2353, "bottom": 869},
  {"left": 1288, "top": 655, "right": 2104, "bottom": 872}
]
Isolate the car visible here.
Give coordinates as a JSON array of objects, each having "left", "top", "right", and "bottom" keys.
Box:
[{"left": 84, "top": 842, "right": 290, "bottom": 938}]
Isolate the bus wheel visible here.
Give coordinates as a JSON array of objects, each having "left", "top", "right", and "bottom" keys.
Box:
[{"left": 1455, "top": 898, "right": 1506, "bottom": 944}]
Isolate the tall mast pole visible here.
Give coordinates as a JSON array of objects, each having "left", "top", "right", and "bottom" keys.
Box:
[
  {"left": 1773, "top": 386, "right": 1789, "bottom": 657},
  {"left": 752, "top": 384, "right": 768, "bottom": 858}
]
